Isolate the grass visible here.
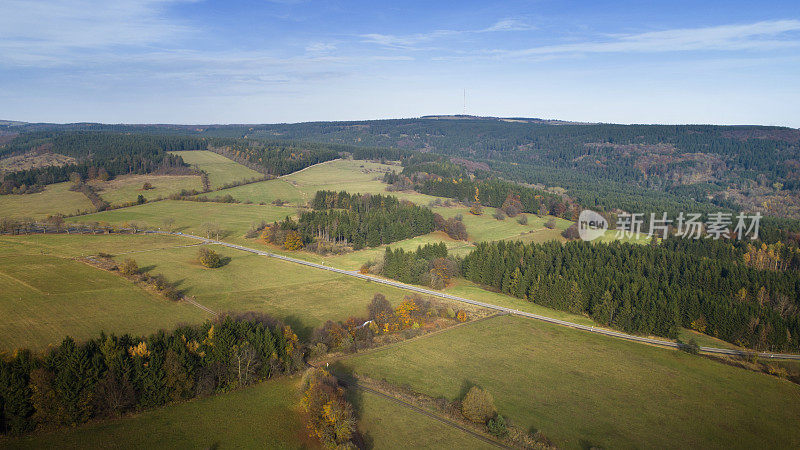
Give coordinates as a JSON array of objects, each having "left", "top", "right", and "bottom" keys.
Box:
[
  {"left": 431, "top": 206, "right": 571, "bottom": 243},
  {"left": 0, "top": 242, "right": 209, "bottom": 352},
  {"left": 342, "top": 314, "right": 800, "bottom": 449},
  {"left": 171, "top": 150, "right": 264, "bottom": 189},
  {"left": 356, "top": 389, "right": 495, "bottom": 449},
  {"left": 0, "top": 233, "right": 194, "bottom": 259},
  {"left": 206, "top": 159, "right": 440, "bottom": 207},
  {"left": 67, "top": 200, "right": 294, "bottom": 239},
  {"left": 111, "top": 244, "right": 417, "bottom": 339},
  {"left": 3, "top": 374, "right": 495, "bottom": 449},
  {"left": 2, "top": 377, "right": 310, "bottom": 449},
  {"left": 89, "top": 174, "right": 202, "bottom": 206},
  {"left": 0, "top": 182, "right": 94, "bottom": 219}
]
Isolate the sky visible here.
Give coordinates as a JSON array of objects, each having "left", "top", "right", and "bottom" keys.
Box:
[{"left": 1, "top": 0, "right": 799, "bottom": 126}]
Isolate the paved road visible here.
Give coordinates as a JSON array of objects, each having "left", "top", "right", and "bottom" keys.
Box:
[{"left": 152, "top": 231, "right": 800, "bottom": 361}]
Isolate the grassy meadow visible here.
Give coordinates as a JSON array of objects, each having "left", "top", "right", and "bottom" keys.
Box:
[
  {"left": 0, "top": 182, "right": 94, "bottom": 219},
  {"left": 204, "top": 159, "right": 440, "bottom": 207},
  {"left": 2, "top": 374, "right": 495, "bottom": 449},
  {"left": 68, "top": 200, "right": 294, "bottom": 238},
  {"left": 0, "top": 240, "right": 209, "bottom": 352},
  {"left": 111, "top": 243, "right": 418, "bottom": 338},
  {"left": 342, "top": 314, "right": 800, "bottom": 449},
  {"left": 89, "top": 174, "right": 202, "bottom": 206},
  {"left": 170, "top": 150, "right": 263, "bottom": 189}
]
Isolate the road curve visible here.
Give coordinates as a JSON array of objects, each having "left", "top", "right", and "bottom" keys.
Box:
[{"left": 153, "top": 231, "right": 800, "bottom": 361}]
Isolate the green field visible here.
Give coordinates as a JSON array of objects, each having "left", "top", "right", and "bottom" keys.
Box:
[
  {"left": 89, "top": 174, "right": 202, "bottom": 206},
  {"left": 2, "top": 377, "right": 310, "bottom": 449},
  {"left": 432, "top": 206, "right": 572, "bottom": 243},
  {"left": 0, "top": 182, "right": 94, "bottom": 219},
  {"left": 356, "top": 389, "right": 495, "bottom": 449},
  {"left": 0, "top": 233, "right": 195, "bottom": 259},
  {"left": 111, "top": 244, "right": 416, "bottom": 338},
  {"left": 68, "top": 200, "right": 294, "bottom": 239},
  {"left": 0, "top": 241, "right": 209, "bottom": 352},
  {"left": 3, "top": 374, "right": 494, "bottom": 449},
  {"left": 342, "top": 315, "right": 800, "bottom": 449},
  {"left": 171, "top": 150, "right": 264, "bottom": 189},
  {"left": 206, "top": 159, "right": 440, "bottom": 207}
]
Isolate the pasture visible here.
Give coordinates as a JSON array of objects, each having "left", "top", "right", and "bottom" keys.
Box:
[
  {"left": 205, "top": 159, "right": 440, "bottom": 207},
  {"left": 68, "top": 200, "right": 294, "bottom": 239},
  {"left": 0, "top": 243, "right": 208, "bottom": 352},
  {"left": 0, "top": 182, "right": 94, "bottom": 219},
  {"left": 89, "top": 174, "right": 202, "bottom": 206},
  {"left": 111, "top": 244, "right": 417, "bottom": 338},
  {"left": 342, "top": 314, "right": 800, "bottom": 449},
  {"left": 171, "top": 150, "right": 264, "bottom": 189},
  {"left": 2, "top": 374, "right": 493, "bottom": 449}
]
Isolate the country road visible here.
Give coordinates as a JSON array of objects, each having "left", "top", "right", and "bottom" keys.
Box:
[{"left": 154, "top": 231, "right": 800, "bottom": 361}]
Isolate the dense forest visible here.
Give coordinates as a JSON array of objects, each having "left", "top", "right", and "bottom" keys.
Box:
[
  {"left": 462, "top": 239, "right": 800, "bottom": 351},
  {"left": 376, "top": 243, "right": 460, "bottom": 289},
  {"left": 0, "top": 314, "right": 302, "bottom": 436},
  {"left": 261, "top": 191, "right": 437, "bottom": 250},
  {"left": 0, "top": 132, "right": 198, "bottom": 193}
]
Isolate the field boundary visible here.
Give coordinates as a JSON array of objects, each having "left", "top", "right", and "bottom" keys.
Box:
[{"left": 158, "top": 231, "right": 800, "bottom": 361}]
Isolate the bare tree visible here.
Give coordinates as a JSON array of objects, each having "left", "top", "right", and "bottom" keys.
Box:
[{"left": 231, "top": 342, "right": 261, "bottom": 386}]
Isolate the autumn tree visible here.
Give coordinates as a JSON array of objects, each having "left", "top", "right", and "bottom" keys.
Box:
[
  {"left": 284, "top": 230, "right": 304, "bottom": 250},
  {"left": 198, "top": 247, "right": 223, "bottom": 268},
  {"left": 462, "top": 386, "right": 497, "bottom": 424}
]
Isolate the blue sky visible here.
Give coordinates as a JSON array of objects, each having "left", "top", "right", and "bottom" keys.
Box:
[{"left": 1, "top": 0, "right": 799, "bottom": 126}]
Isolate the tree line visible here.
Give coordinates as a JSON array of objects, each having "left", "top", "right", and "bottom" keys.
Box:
[
  {"left": 0, "top": 314, "right": 302, "bottom": 435},
  {"left": 462, "top": 239, "right": 800, "bottom": 351}
]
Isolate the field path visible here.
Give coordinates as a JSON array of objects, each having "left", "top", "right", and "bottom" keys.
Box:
[{"left": 160, "top": 230, "right": 800, "bottom": 361}]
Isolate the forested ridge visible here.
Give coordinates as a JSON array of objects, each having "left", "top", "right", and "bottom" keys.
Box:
[{"left": 462, "top": 239, "right": 800, "bottom": 351}]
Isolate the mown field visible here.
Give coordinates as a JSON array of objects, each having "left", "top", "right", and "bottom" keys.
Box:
[
  {"left": 68, "top": 200, "right": 294, "bottom": 239},
  {"left": 205, "top": 159, "right": 439, "bottom": 207},
  {"left": 111, "top": 244, "right": 417, "bottom": 338},
  {"left": 0, "top": 182, "right": 94, "bottom": 219},
  {"left": 342, "top": 314, "right": 800, "bottom": 449},
  {"left": 89, "top": 174, "right": 202, "bottom": 206},
  {"left": 171, "top": 150, "right": 263, "bottom": 189},
  {"left": 0, "top": 236, "right": 209, "bottom": 352}
]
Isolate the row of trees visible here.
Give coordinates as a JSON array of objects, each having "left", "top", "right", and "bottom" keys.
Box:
[
  {"left": 0, "top": 314, "right": 303, "bottom": 435},
  {"left": 462, "top": 239, "right": 800, "bottom": 351}
]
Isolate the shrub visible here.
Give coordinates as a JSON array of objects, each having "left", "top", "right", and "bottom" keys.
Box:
[
  {"left": 136, "top": 194, "right": 146, "bottom": 204},
  {"left": 142, "top": 182, "right": 154, "bottom": 190},
  {"left": 198, "top": 247, "right": 223, "bottom": 268},
  {"left": 119, "top": 258, "right": 139, "bottom": 276},
  {"left": 493, "top": 210, "right": 506, "bottom": 221},
  {"left": 679, "top": 338, "right": 700, "bottom": 355},
  {"left": 461, "top": 386, "right": 496, "bottom": 423},
  {"left": 544, "top": 218, "right": 556, "bottom": 229},
  {"left": 516, "top": 215, "right": 528, "bottom": 225},
  {"left": 487, "top": 414, "right": 509, "bottom": 437}
]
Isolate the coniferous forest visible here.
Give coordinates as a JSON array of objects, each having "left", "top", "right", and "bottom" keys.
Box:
[{"left": 462, "top": 239, "right": 800, "bottom": 351}]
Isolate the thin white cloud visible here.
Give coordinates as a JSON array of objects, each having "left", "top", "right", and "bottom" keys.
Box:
[
  {"left": 360, "top": 17, "right": 534, "bottom": 49},
  {"left": 497, "top": 20, "right": 800, "bottom": 57},
  {"left": 481, "top": 18, "right": 535, "bottom": 32},
  {"left": 0, "top": 0, "right": 196, "bottom": 66}
]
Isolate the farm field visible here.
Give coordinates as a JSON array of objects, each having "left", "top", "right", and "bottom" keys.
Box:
[
  {"left": 68, "top": 200, "right": 294, "bottom": 238},
  {"left": 207, "top": 159, "right": 441, "bottom": 207},
  {"left": 431, "top": 206, "right": 571, "bottom": 243},
  {"left": 170, "top": 150, "right": 263, "bottom": 189},
  {"left": 0, "top": 181, "right": 94, "bottom": 219},
  {"left": 2, "top": 374, "right": 493, "bottom": 449},
  {"left": 112, "top": 244, "right": 418, "bottom": 338},
  {"left": 89, "top": 174, "right": 202, "bottom": 206},
  {"left": 0, "top": 233, "right": 194, "bottom": 259},
  {"left": 0, "top": 244, "right": 209, "bottom": 352},
  {"left": 356, "top": 389, "right": 495, "bottom": 449},
  {"left": 2, "top": 377, "right": 309, "bottom": 449},
  {"left": 342, "top": 314, "right": 800, "bottom": 449}
]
